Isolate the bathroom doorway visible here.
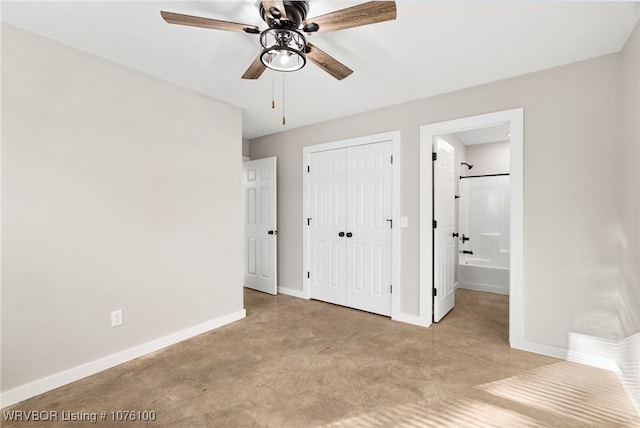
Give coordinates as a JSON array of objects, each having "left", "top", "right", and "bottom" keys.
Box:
[
  {"left": 420, "top": 108, "right": 525, "bottom": 349},
  {"left": 451, "top": 125, "right": 511, "bottom": 296}
]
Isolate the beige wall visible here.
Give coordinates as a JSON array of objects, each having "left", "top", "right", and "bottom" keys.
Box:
[
  {"left": 242, "top": 138, "right": 250, "bottom": 158},
  {"left": 465, "top": 141, "right": 510, "bottom": 176},
  {"left": 1, "top": 25, "right": 244, "bottom": 392},
  {"left": 620, "top": 20, "right": 640, "bottom": 337},
  {"left": 250, "top": 52, "right": 623, "bottom": 350}
]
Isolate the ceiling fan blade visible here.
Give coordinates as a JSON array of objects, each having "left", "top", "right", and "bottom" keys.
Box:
[
  {"left": 261, "top": 0, "right": 288, "bottom": 20},
  {"left": 242, "top": 55, "right": 267, "bottom": 80},
  {"left": 305, "top": 43, "right": 353, "bottom": 80},
  {"left": 160, "top": 11, "right": 259, "bottom": 33},
  {"left": 303, "top": 1, "right": 396, "bottom": 33}
]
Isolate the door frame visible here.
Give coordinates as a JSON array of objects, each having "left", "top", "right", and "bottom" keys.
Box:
[
  {"left": 302, "top": 131, "right": 401, "bottom": 319},
  {"left": 419, "top": 109, "right": 524, "bottom": 347}
]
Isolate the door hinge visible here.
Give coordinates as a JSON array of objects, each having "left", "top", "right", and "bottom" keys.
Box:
[
  {"left": 433, "top": 288, "right": 437, "bottom": 297},
  {"left": 432, "top": 152, "right": 437, "bottom": 161},
  {"left": 307, "top": 217, "right": 312, "bottom": 226},
  {"left": 433, "top": 219, "right": 437, "bottom": 229},
  {"left": 386, "top": 219, "right": 393, "bottom": 229},
  {"left": 391, "top": 155, "right": 394, "bottom": 164},
  {"left": 390, "top": 285, "right": 393, "bottom": 294},
  {"left": 307, "top": 271, "right": 310, "bottom": 279},
  {"left": 307, "top": 165, "right": 310, "bottom": 173}
]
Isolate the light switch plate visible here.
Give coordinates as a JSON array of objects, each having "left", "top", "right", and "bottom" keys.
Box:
[{"left": 111, "top": 309, "right": 123, "bottom": 327}]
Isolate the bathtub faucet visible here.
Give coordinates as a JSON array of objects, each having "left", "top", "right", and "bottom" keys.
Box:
[
  {"left": 462, "top": 234, "right": 470, "bottom": 243},
  {"left": 460, "top": 250, "right": 474, "bottom": 255}
]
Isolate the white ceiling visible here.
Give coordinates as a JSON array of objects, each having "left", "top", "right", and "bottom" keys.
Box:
[{"left": 2, "top": 1, "right": 639, "bottom": 139}]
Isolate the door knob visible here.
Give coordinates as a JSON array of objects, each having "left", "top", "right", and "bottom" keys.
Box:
[
  {"left": 346, "top": 232, "right": 353, "bottom": 238},
  {"left": 268, "top": 230, "right": 278, "bottom": 235},
  {"left": 453, "top": 232, "right": 459, "bottom": 238},
  {"left": 339, "top": 232, "right": 345, "bottom": 237}
]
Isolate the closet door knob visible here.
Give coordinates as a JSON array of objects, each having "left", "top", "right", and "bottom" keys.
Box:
[
  {"left": 338, "top": 232, "right": 345, "bottom": 237},
  {"left": 346, "top": 232, "right": 353, "bottom": 238}
]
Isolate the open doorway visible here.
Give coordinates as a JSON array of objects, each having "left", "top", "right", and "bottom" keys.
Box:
[
  {"left": 432, "top": 127, "right": 512, "bottom": 323},
  {"left": 419, "top": 108, "right": 525, "bottom": 349},
  {"left": 448, "top": 125, "right": 511, "bottom": 296}
]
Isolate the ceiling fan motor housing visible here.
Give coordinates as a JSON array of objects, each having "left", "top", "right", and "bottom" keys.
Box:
[{"left": 260, "top": 0, "right": 309, "bottom": 29}]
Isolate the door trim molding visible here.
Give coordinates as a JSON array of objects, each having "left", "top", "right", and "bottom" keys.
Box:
[
  {"left": 302, "top": 131, "right": 401, "bottom": 320},
  {"left": 419, "top": 109, "right": 524, "bottom": 340}
]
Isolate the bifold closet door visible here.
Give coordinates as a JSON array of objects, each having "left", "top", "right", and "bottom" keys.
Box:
[
  {"left": 308, "top": 149, "right": 347, "bottom": 306},
  {"left": 345, "top": 142, "right": 392, "bottom": 316},
  {"left": 308, "top": 142, "right": 392, "bottom": 316}
]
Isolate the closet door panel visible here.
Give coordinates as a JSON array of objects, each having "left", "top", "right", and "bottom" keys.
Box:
[
  {"left": 345, "top": 142, "right": 393, "bottom": 316},
  {"left": 308, "top": 149, "right": 347, "bottom": 305}
]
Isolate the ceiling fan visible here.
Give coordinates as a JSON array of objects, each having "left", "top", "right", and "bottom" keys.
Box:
[{"left": 160, "top": 1, "right": 397, "bottom": 81}]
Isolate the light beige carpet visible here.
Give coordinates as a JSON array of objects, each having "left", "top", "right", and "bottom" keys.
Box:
[{"left": 3, "top": 289, "right": 638, "bottom": 427}]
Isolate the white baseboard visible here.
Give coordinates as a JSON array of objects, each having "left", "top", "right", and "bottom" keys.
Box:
[
  {"left": 277, "top": 286, "right": 307, "bottom": 299},
  {"left": 514, "top": 332, "right": 639, "bottom": 413},
  {"left": 0, "top": 309, "right": 246, "bottom": 408},
  {"left": 279, "top": 285, "right": 429, "bottom": 327},
  {"left": 567, "top": 331, "right": 640, "bottom": 414},
  {"left": 458, "top": 281, "right": 509, "bottom": 295},
  {"left": 618, "top": 333, "right": 640, "bottom": 414},
  {"left": 511, "top": 338, "right": 568, "bottom": 360},
  {"left": 567, "top": 332, "right": 620, "bottom": 371}
]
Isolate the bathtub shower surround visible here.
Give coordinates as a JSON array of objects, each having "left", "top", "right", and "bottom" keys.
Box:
[{"left": 458, "top": 174, "right": 510, "bottom": 295}]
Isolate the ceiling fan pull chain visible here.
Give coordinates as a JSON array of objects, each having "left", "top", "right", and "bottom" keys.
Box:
[
  {"left": 271, "top": 72, "right": 275, "bottom": 109},
  {"left": 282, "top": 72, "right": 286, "bottom": 126}
]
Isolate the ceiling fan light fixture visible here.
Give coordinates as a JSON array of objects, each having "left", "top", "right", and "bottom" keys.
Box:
[{"left": 260, "top": 28, "right": 306, "bottom": 72}]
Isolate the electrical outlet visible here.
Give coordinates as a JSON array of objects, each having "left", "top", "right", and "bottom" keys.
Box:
[{"left": 111, "top": 309, "right": 123, "bottom": 327}]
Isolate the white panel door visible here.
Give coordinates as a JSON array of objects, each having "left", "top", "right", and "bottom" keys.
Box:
[
  {"left": 308, "top": 142, "right": 392, "bottom": 317},
  {"left": 433, "top": 138, "right": 456, "bottom": 321},
  {"left": 345, "top": 142, "right": 393, "bottom": 316},
  {"left": 308, "top": 149, "right": 347, "bottom": 305},
  {"left": 243, "top": 157, "right": 277, "bottom": 295}
]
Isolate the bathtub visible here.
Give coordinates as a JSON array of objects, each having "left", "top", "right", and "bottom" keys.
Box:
[{"left": 458, "top": 256, "right": 509, "bottom": 295}]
